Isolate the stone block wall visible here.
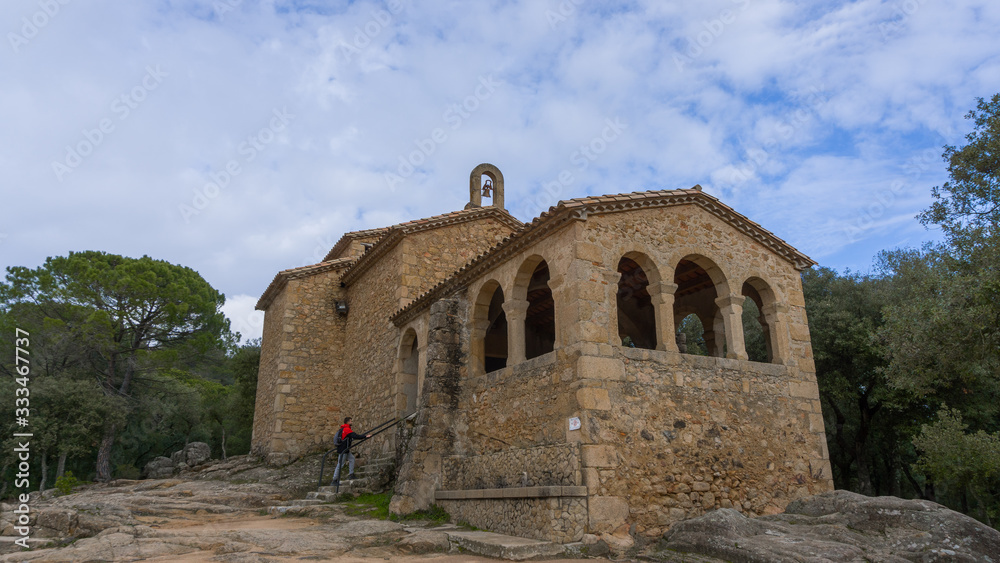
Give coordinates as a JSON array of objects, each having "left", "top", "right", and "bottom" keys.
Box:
[
  {"left": 340, "top": 246, "right": 405, "bottom": 457},
  {"left": 437, "top": 444, "right": 586, "bottom": 542},
  {"left": 251, "top": 284, "right": 286, "bottom": 459},
  {"left": 577, "top": 348, "right": 832, "bottom": 539},
  {"left": 251, "top": 266, "right": 350, "bottom": 463},
  {"left": 442, "top": 443, "right": 581, "bottom": 489},
  {"left": 399, "top": 218, "right": 514, "bottom": 304},
  {"left": 439, "top": 497, "right": 587, "bottom": 543},
  {"left": 459, "top": 352, "right": 575, "bottom": 455}
]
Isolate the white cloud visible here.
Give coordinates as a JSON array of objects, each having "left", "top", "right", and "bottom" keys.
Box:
[
  {"left": 1, "top": 0, "right": 997, "bottom": 306},
  {"left": 221, "top": 293, "right": 265, "bottom": 344}
]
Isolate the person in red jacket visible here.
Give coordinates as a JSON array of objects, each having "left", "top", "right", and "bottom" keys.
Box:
[{"left": 332, "top": 416, "right": 371, "bottom": 484}]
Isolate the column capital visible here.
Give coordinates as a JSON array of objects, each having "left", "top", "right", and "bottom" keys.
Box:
[
  {"left": 648, "top": 282, "right": 678, "bottom": 296},
  {"left": 715, "top": 295, "right": 745, "bottom": 309},
  {"left": 761, "top": 302, "right": 788, "bottom": 317},
  {"left": 502, "top": 299, "right": 529, "bottom": 318},
  {"left": 547, "top": 273, "right": 567, "bottom": 291}
]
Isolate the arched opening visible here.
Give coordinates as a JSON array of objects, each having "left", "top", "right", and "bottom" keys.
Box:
[
  {"left": 742, "top": 279, "right": 776, "bottom": 363},
  {"left": 525, "top": 261, "right": 555, "bottom": 360},
  {"left": 673, "top": 257, "right": 725, "bottom": 357},
  {"left": 617, "top": 256, "right": 656, "bottom": 349},
  {"left": 675, "top": 313, "right": 708, "bottom": 355},
  {"left": 398, "top": 330, "right": 419, "bottom": 414},
  {"left": 484, "top": 285, "right": 508, "bottom": 373}
]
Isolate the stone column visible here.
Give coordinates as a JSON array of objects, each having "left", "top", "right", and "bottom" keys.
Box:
[
  {"left": 762, "top": 303, "right": 792, "bottom": 365},
  {"left": 503, "top": 299, "right": 529, "bottom": 364},
  {"left": 715, "top": 295, "right": 748, "bottom": 360},
  {"left": 547, "top": 273, "right": 566, "bottom": 350},
  {"left": 603, "top": 271, "right": 623, "bottom": 346},
  {"left": 468, "top": 319, "right": 490, "bottom": 377},
  {"left": 648, "top": 282, "right": 679, "bottom": 352}
]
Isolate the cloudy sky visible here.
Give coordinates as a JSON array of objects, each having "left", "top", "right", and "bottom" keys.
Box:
[{"left": 2, "top": 0, "right": 998, "bottom": 342}]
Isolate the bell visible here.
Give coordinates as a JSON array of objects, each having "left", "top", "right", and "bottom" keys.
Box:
[{"left": 482, "top": 179, "right": 493, "bottom": 197}]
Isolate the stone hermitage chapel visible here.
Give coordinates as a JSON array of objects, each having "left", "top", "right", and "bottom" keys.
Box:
[{"left": 252, "top": 163, "right": 834, "bottom": 542}]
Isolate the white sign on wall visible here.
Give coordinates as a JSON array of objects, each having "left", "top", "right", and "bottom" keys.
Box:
[{"left": 568, "top": 417, "right": 581, "bottom": 431}]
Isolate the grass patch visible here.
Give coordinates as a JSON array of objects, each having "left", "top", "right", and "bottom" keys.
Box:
[
  {"left": 339, "top": 492, "right": 393, "bottom": 519},
  {"left": 335, "top": 492, "right": 451, "bottom": 525},
  {"left": 397, "top": 504, "right": 450, "bottom": 525}
]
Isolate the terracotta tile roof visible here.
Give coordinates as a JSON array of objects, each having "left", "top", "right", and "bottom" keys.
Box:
[
  {"left": 256, "top": 257, "right": 354, "bottom": 311},
  {"left": 389, "top": 186, "right": 815, "bottom": 326},
  {"left": 322, "top": 227, "right": 391, "bottom": 261},
  {"left": 338, "top": 206, "right": 523, "bottom": 287}
]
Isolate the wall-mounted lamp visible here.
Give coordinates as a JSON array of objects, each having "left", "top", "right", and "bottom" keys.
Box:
[{"left": 335, "top": 300, "right": 349, "bottom": 316}]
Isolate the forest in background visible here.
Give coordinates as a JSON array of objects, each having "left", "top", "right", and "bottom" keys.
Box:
[{"left": 2, "top": 94, "right": 999, "bottom": 528}]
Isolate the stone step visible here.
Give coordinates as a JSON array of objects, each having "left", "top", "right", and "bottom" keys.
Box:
[
  {"left": 306, "top": 491, "right": 341, "bottom": 501},
  {"left": 440, "top": 529, "right": 565, "bottom": 561},
  {"left": 317, "top": 478, "right": 374, "bottom": 493},
  {"left": 288, "top": 498, "right": 325, "bottom": 506}
]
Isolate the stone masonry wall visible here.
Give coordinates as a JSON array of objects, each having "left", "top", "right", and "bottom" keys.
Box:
[
  {"left": 442, "top": 443, "right": 581, "bottom": 490},
  {"left": 579, "top": 348, "right": 832, "bottom": 539},
  {"left": 458, "top": 352, "right": 576, "bottom": 456},
  {"left": 399, "top": 218, "right": 514, "bottom": 304},
  {"left": 340, "top": 246, "right": 404, "bottom": 458},
  {"left": 439, "top": 497, "right": 587, "bottom": 544},
  {"left": 252, "top": 267, "right": 350, "bottom": 463},
  {"left": 251, "top": 282, "right": 288, "bottom": 458}
]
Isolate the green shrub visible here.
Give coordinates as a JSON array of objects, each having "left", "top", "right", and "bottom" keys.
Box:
[{"left": 54, "top": 471, "right": 81, "bottom": 496}]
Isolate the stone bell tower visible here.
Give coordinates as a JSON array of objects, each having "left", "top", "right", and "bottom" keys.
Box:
[{"left": 466, "top": 163, "right": 505, "bottom": 210}]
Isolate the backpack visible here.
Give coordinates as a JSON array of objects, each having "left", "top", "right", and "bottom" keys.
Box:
[{"left": 334, "top": 426, "right": 348, "bottom": 448}]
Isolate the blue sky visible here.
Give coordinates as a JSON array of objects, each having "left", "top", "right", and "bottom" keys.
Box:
[{"left": 2, "top": 0, "right": 998, "bottom": 341}]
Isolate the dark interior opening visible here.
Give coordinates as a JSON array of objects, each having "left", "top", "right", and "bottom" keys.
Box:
[
  {"left": 484, "top": 285, "right": 508, "bottom": 372},
  {"left": 525, "top": 261, "right": 556, "bottom": 359},
  {"left": 617, "top": 257, "right": 656, "bottom": 349}
]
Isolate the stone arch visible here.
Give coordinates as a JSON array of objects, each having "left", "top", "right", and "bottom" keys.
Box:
[
  {"left": 740, "top": 276, "right": 788, "bottom": 364},
  {"left": 672, "top": 254, "right": 745, "bottom": 358},
  {"left": 396, "top": 328, "right": 419, "bottom": 415},
  {"left": 616, "top": 252, "right": 662, "bottom": 350},
  {"left": 468, "top": 163, "right": 505, "bottom": 210},
  {"left": 511, "top": 255, "right": 556, "bottom": 361},
  {"left": 471, "top": 279, "right": 508, "bottom": 374}
]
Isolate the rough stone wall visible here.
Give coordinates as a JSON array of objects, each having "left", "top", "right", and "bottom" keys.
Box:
[
  {"left": 577, "top": 349, "right": 831, "bottom": 539},
  {"left": 442, "top": 444, "right": 581, "bottom": 489},
  {"left": 399, "top": 219, "right": 514, "bottom": 304},
  {"left": 251, "top": 267, "right": 350, "bottom": 463},
  {"left": 251, "top": 283, "right": 288, "bottom": 459},
  {"left": 340, "top": 246, "right": 405, "bottom": 457},
  {"left": 391, "top": 297, "right": 468, "bottom": 515},
  {"left": 439, "top": 497, "right": 587, "bottom": 543},
  {"left": 459, "top": 353, "right": 575, "bottom": 456}
]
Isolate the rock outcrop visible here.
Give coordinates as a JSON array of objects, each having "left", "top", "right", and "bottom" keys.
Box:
[
  {"left": 656, "top": 490, "right": 1000, "bottom": 562},
  {"left": 142, "top": 442, "right": 212, "bottom": 479}
]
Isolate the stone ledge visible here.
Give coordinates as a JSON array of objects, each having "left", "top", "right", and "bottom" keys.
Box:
[{"left": 435, "top": 486, "right": 587, "bottom": 500}]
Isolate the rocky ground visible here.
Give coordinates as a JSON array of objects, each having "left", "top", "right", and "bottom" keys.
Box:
[{"left": 2, "top": 455, "right": 999, "bottom": 562}]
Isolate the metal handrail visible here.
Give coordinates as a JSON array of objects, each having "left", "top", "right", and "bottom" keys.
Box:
[{"left": 317, "top": 411, "right": 417, "bottom": 490}]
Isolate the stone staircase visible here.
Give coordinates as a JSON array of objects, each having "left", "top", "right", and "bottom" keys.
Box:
[{"left": 268, "top": 454, "right": 396, "bottom": 514}]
